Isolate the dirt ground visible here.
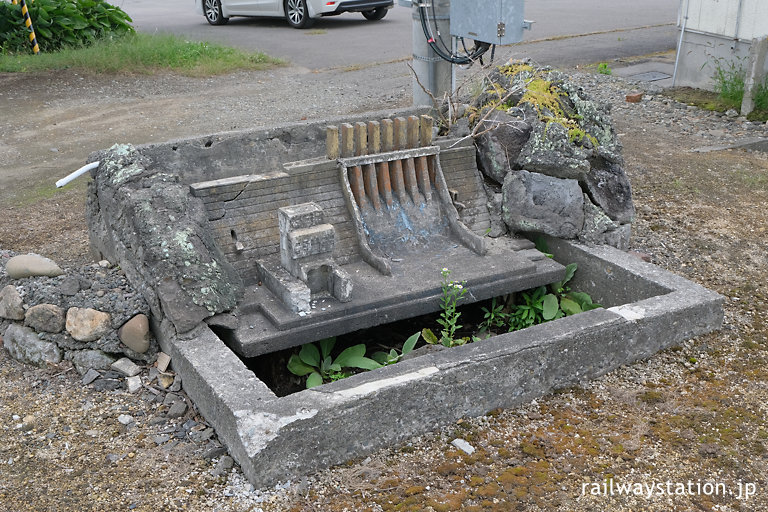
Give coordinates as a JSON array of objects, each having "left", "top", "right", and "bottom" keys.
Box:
[{"left": 1, "top": 62, "right": 768, "bottom": 511}]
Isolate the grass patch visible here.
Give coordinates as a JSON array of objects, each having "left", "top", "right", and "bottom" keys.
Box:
[
  {"left": 0, "top": 32, "right": 283, "bottom": 76},
  {"left": 663, "top": 87, "right": 730, "bottom": 113}
]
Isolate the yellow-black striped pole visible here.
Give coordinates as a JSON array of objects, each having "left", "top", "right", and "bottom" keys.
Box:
[{"left": 18, "top": 0, "right": 40, "bottom": 55}]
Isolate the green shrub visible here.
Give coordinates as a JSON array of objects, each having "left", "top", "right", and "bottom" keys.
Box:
[{"left": 0, "top": 0, "right": 133, "bottom": 54}]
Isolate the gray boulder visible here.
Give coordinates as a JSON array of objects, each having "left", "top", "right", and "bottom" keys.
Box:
[
  {"left": 25, "top": 304, "right": 66, "bottom": 333},
  {"left": 583, "top": 158, "right": 635, "bottom": 224},
  {"left": 0, "top": 285, "right": 24, "bottom": 321},
  {"left": 71, "top": 349, "right": 116, "bottom": 375},
  {"left": 474, "top": 111, "right": 532, "bottom": 184},
  {"left": 502, "top": 170, "right": 585, "bottom": 238},
  {"left": 4, "top": 324, "right": 62, "bottom": 367}
]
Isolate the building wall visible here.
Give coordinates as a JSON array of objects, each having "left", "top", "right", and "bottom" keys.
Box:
[
  {"left": 675, "top": 0, "right": 768, "bottom": 90},
  {"left": 684, "top": 0, "right": 768, "bottom": 40}
]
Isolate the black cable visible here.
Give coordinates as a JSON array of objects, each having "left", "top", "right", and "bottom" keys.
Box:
[{"left": 418, "top": 2, "right": 490, "bottom": 65}]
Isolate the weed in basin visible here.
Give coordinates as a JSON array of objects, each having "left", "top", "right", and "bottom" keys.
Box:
[
  {"left": 423, "top": 268, "right": 471, "bottom": 347},
  {"left": 287, "top": 337, "right": 381, "bottom": 389}
]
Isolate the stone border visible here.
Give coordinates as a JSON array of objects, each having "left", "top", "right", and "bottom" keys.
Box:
[{"left": 152, "top": 240, "right": 723, "bottom": 488}]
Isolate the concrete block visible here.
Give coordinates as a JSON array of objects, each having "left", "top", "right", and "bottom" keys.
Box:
[
  {"left": 286, "top": 224, "right": 335, "bottom": 260},
  {"left": 278, "top": 203, "right": 325, "bottom": 232},
  {"left": 256, "top": 260, "right": 311, "bottom": 314}
]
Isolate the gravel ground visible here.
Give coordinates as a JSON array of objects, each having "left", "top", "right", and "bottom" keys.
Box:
[{"left": 1, "top": 55, "right": 768, "bottom": 511}]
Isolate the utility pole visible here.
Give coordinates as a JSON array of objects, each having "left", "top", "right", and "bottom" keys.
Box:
[{"left": 408, "top": 0, "right": 453, "bottom": 107}]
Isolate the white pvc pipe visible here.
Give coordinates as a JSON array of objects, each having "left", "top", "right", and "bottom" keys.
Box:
[
  {"left": 55, "top": 161, "right": 99, "bottom": 188},
  {"left": 672, "top": 0, "right": 691, "bottom": 86}
]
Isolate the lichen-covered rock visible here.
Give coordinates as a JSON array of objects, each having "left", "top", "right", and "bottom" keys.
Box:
[
  {"left": 502, "top": 170, "right": 585, "bottom": 239},
  {"left": 25, "top": 304, "right": 66, "bottom": 333},
  {"left": 0, "top": 285, "right": 24, "bottom": 321},
  {"left": 86, "top": 144, "right": 243, "bottom": 334},
  {"left": 3, "top": 323, "right": 63, "bottom": 367},
  {"left": 5, "top": 254, "right": 64, "bottom": 279},
  {"left": 583, "top": 158, "right": 635, "bottom": 224},
  {"left": 474, "top": 111, "right": 532, "bottom": 184},
  {"left": 470, "top": 63, "right": 633, "bottom": 247}
]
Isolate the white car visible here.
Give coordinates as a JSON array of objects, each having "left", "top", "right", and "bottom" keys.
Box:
[{"left": 196, "top": 0, "right": 394, "bottom": 29}]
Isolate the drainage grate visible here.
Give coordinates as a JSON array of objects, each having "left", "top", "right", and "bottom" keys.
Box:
[{"left": 628, "top": 71, "right": 672, "bottom": 82}]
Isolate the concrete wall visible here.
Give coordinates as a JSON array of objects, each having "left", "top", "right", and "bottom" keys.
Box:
[{"left": 190, "top": 160, "right": 362, "bottom": 281}]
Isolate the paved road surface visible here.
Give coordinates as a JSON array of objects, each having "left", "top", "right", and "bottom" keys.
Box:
[{"left": 116, "top": 0, "right": 680, "bottom": 69}]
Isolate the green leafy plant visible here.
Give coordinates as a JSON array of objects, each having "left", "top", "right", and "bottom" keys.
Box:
[
  {"left": 0, "top": 0, "right": 133, "bottom": 54},
  {"left": 371, "top": 332, "right": 420, "bottom": 366},
  {"left": 287, "top": 337, "right": 381, "bottom": 389},
  {"left": 507, "top": 285, "right": 551, "bottom": 331},
  {"left": 597, "top": 62, "right": 612, "bottom": 75},
  {"left": 506, "top": 263, "right": 601, "bottom": 332},
  {"left": 425, "top": 268, "right": 470, "bottom": 347},
  {"left": 478, "top": 297, "right": 507, "bottom": 335}
]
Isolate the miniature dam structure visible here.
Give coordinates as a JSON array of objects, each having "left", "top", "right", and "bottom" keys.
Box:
[
  {"left": 86, "top": 107, "right": 724, "bottom": 487},
  {"left": 185, "top": 113, "right": 562, "bottom": 357}
]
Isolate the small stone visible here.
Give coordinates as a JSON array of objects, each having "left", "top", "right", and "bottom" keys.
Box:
[
  {"left": 5, "top": 254, "right": 64, "bottom": 279},
  {"left": 81, "top": 368, "right": 101, "bottom": 385},
  {"left": 211, "top": 455, "right": 234, "bottom": 477},
  {"left": 726, "top": 108, "right": 739, "bottom": 118},
  {"left": 117, "top": 414, "right": 134, "bottom": 425},
  {"left": 57, "top": 277, "right": 81, "bottom": 296},
  {"left": 0, "top": 285, "right": 24, "bottom": 321},
  {"left": 157, "top": 372, "right": 175, "bottom": 389},
  {"left": 98, "top": 260, "right": 111, "bottom": 268},
  {"left": 21, "top": 415, "right": 35, "bottom": 432},
  {"left": 163, "top": 393, "right": 181, "bottom": 406},
  {"left": 92, "top": 378, "right": 122, "bottom": 392},
  {"left": 169, "top": 374, "right": 182, "bottom": 392},
  {"left": 450, "top": 438, "right": 475, "bottom": 455},
  {"left": 153, "top": 435, "right": 170, "bottom": 445},
  {"left": 118, "top": 314, "right": 151, "bottom": 354},
  {"left": 166, "top": 400, "right": 187, "bottom": 419},
  {"left": 202, "top": 443, "right": 227, "bottom": 460},
  {"left": 66, "top": 307, "right": 111, "bottom": 342},
  {"left": 71, "top": 350, "right": 116, "bottom": 375},
  {"left": 25, "top": 304, "right": 66, "bottom": 333},
  {"left": 111, "top": 357, "right": 141, "bottom": 377},
  {"left": 625, "top": 91, "right": 643, "bottom": 103},
  {"left": 156, "top": 352, "right": 171, "bottom": 372},
  {"left": 189, "top": 427, "right": 215, "bottom": 444},
  {"left": 126, "top": 375, "right": 142, "bottom": 393}
]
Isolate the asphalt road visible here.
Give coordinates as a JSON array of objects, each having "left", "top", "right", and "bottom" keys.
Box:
[{"left": 116, "top": 0, "right": 680, "bottom": 69}]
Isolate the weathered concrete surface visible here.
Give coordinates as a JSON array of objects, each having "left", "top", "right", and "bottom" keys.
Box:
[
  {"left": 87, "top": 144, "right": 243, "bottom": 334},
  {"left": 155, "top": 239, "right": 724, "bottom": 488}
]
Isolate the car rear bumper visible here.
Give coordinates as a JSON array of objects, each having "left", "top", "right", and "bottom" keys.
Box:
[{"left": 320, "top": 0, "right": 393, "bottom": 15}]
